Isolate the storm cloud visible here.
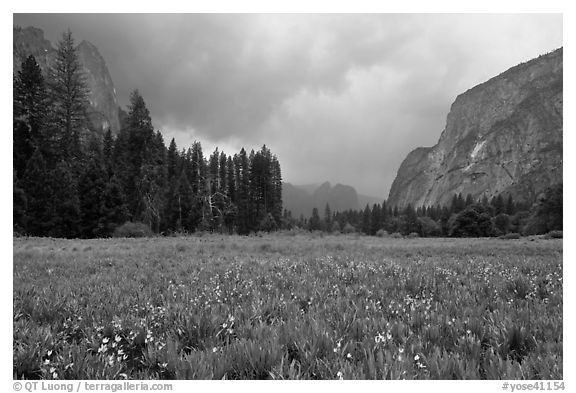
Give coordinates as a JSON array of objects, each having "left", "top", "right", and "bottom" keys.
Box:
[{"left": 13, "top": 14, "right": 562, "bottom": 197}]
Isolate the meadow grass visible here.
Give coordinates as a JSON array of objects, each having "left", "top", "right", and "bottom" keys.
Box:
[{"left": 13, "top": 234, "right": 562, "bottom": 379}]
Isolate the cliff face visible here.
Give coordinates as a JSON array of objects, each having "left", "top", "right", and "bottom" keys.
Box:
[
  {"left": 77, "top": 40, "right": 121, "bottom": 133},
  {"left": 388, "top": 48, "right": 563, "bottom": 208},
  {"left": 13, "top": 26, "right": 121, "bottom": 134}
]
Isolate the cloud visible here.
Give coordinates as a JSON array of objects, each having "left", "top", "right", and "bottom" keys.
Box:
[{"left": 13, "top": 14, "right": 562, "bottom": 196}]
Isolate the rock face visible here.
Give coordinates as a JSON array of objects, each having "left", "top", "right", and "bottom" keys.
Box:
[
  {"left": 13, "top": 26, "right": 121, "bottom": 134},
  {"left": 76, "top": 40, "right": 121, "bottom": 134},
  {"left": 388, "top": 48, "right": 563, "bottom": 208}
]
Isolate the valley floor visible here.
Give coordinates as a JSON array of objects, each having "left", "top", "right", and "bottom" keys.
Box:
[{"left": 13, "top": 234, "right": 563, "bottom": 379}]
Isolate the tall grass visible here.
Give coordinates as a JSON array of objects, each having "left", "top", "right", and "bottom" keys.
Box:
[{"left": 13, "top": 235, "right": 562, "bottom": 379}]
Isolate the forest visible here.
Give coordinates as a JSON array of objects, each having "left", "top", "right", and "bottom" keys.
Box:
[
  {"left": 13, "top": 31, "right": 282, "bottom": 238},
  {"left": 290, "top": 184, "right": 562, "bottom": 238}
]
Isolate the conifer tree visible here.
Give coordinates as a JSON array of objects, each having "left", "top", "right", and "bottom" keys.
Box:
[
  {"left": 13, "top": 172, "right": 28, "bottom": 234},
  {"left": 50, "top": 29, "right": 89, "bottom": 162},
  {"left": 309, "top": 207, "right": 321, "bottom": 231},
  {"left": 49, "top": 161, "right": 81, "bottom": 238},
  {"left": 361, "top": 205, "right": 372, "bottom": 234},
  {"left": 79, "top": 155, "right": 107, "bottom": 237},
  {"left": 370, "top": 203, "right": 381, "bottom": 235},
  {"left": 21, "top": 149, "right": 53, "bottom": 236},
  {"left": 14, "top": 55, "right": 49, "bottom": 176},
  {"left": 99, "top": 176, "right": 129, "bottom": 237},
  {"left": 324, "top": 203, "right": 333, "bottom": 232}
]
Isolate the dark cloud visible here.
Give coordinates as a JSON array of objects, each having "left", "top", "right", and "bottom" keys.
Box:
[{"left": 13, "top": 14, "right": 562, "bottom": 197}]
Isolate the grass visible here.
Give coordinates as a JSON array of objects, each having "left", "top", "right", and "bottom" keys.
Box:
[{"left": 13, "top": 234, "right": 562, "bottom": 380}]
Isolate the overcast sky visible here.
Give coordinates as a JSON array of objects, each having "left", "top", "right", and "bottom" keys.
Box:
[{"left": 13, "top": 14, "right": 562, "bottom": 197}]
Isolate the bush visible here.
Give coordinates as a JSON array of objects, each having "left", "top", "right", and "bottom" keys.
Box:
[
  {"left": 417, "top": 216, "right": 441, "bottom": 237},
  {"left": 342, "top": 223, "right": 356, "bottom": 234},
  {"left": 112, "top": 222, "right": 153, "bottom": 238},
  {"left": 544, "top": 230, "right": 563, "bottom": 239},
  {"left": 523, "top": 184, "right": 562, "bottom": 235},
  {"left": 449, "top": 203, "right": 494, "bottom": 237},
  {"left": 259, "top": 213, "right": 278, "bottom": 232},
  {"left": 375, "top": 229, "right": 388, "bottom": 238},
  {"left": 407, "top": 232, "right": 420, "bottom": 238},
  {"left": 390, "top": 232, "right": 403, "bottom": 239},
  {"left": 498, "top": 232, "right": 521, "bottom": 240}
]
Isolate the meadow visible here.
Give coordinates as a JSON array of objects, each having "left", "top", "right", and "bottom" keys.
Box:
[{"left": 13, "top": 234, "right": 563, "bottom": 380}]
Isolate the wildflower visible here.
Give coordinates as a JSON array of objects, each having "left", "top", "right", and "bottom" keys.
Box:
[
  {"left": 102, "top": 337, "right": 110, "bottom": 344},
  {"left": 212, "top": 347, "right": 218, "bottom": 353},
  {"left": 414, "top": 354, "right": 420, "bottom": 361},
  {"left": 346, "top": 353, "right": 352, "bottom": 359},
  {"left": 337, "top": 371, "right": 344, "bottom": 380},
  {"left": 399, "top": 347, "right": 404, "bottom": 354}
]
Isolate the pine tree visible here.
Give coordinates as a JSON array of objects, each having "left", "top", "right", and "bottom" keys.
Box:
[
  {"left": 98, "top": 176, "right": 129, "bottom": 236},
  {"left": 114, "top": 89, "right": 155, "bottom": 219},
  {"left": 172, "top": 171, "right": 194, "bottom": 232},
  {"left": 219, "top": 151, "right": 227, "bottom": 195},
  {"left": 370, "top": 204, "right": 381, "bottom": 235},
  {"left": 167, "top": 138, "right": 178, "bottom": 181},
  {"left": 309, "top": 207, "right": 321, "bottom": 231},
  {"left": 270, "top": 156, "right": 283, "bottom": 224},
  {"left": 505, "top": 194, "right": 516, "bottom": 215},
  {"left": 102, "top": 128, "right": 114, "bottom": 176},
  {"left": 49, "top": 29, "right": 89, "bottom": 162},
  {"left": 21, "top": 149, "right": 53, "bottom": 236},
  {"left": 49, "top": 161, "right": 81, "bottom": 238},
  {"left": 361, "top": 205, "right": 372, "bottom": 235},
  {"left": 324, "top": 203, "right": 332, "bottom": 232},
  {"left": 226, "top": 156, "right": 236, "bottom": 204},
  {"left": 79, "top": 155, "right": 108, "bottom": 237},
  {"left": 235, "top": 148, "right": 251, "bottom": 234},
  {"left": 14, "top": 55, "right": 49, "bottom": 176},
  {"left": 13, "top": 171, "right": 28, "bottom": 234}
]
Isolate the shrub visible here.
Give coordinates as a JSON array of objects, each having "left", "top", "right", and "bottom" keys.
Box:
[
  {"left": 498, "top": 232, "right": 521, "bottom": 240},
  {"left": 523, "top": 184, "right": 562, "bottom": 235},
  {"left": 449, "top": 203, "right": 494, "bottom": 237},
  {"left": 544, "top": 230, "right": 563, "bottom": 239},
  {"left": 112, "top": 222, "right": 153, "bottom": 238},
  {"left": 390, "top": 232, "right": 403, "bottom": 238},
  {"left": 416, "top": 217, "right": 441, "bottom": 237},
  {"left": 407, "top": 232, "right": 420, "bottom": 238},
  {"left": 259, "top": 213, "right": 278, "bottom": 232},
  {"left": 342, "top": 223, "right": 356, "bottom": 234},
  {"left": 375, "top": 229, "right": 388, "bottom": 238}
]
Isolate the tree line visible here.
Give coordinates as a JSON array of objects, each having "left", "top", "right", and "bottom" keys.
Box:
[
  {"left": 13, "top": 30, "right": 282, "bottom": 238},
  {"left": 284, "top": 185, "right": 562, "bottom": 238}
]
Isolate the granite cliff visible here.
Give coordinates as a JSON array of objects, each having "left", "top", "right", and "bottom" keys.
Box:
[
  {"left": 388, "top": 48, "right": 563, "bottom": 208},
  {"left": 13, "top": 26, "right": 121, "bottom": 134}
]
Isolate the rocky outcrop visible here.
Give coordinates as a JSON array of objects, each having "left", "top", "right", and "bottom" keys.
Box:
[
  {"left": 388, "top": 48, "right": 563, "bottom": 208},
  {"left": 13, "top": 26, "right": 56, "bottom": 74},
  {"left": 77, "top": 40, "right": 121, "bottom": 134},
  {"left": 13, "top": 26, "right": 121, "bottom": 134}
]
